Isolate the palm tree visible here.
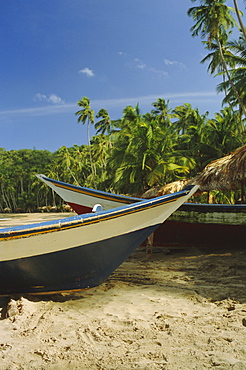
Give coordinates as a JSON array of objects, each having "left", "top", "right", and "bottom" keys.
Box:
[
  {"left": 172, "top": 104, "right": 209, "bottom": 173},
  {"left": 95, "top": 108, "right": 111, "bottom": 135},
  {"left": 200, "top": 33, "right": 239, "bottom": 112},
  {"left": 53, "top": 146, "right": 75, "bottom": 183},
  {"left": 108, "top": 106, "right": 191, "bottom": 194},
  {"left": 75, "top": 97, "right": 95, "bottom": 183},
  {"left": 172, "top": 103, "right": 208, "bottom": 135},
  {"left": 90, "top": 134, "right": 113, "bottom": 190},
  {"left": 75, "top": 97, "right": 95, "bottom": 145},
  {"left": 121, "top": 104, "right": 142, "bottom": 127},
  {"left": 203, "top": 107, "right": 244, "bottom": 159},
  {"left": 151, "top": 98, "right": 172, "bottom": 126},
  {"left": 216, "top": 36, "right": 246, "bottom": 122},
  {"left": 188, "top": 0, "right": 246, "bottom": 116}
]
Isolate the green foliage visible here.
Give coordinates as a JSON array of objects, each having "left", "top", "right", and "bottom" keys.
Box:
[
  {"left": 188, "top": 0, "right": 246, "bottom": 116},
  {"left": 0, "top": 149, "right": 53, "bottom": 212},
  {"left": 1, "top": 96, "right": 246, "bottom": 212}
]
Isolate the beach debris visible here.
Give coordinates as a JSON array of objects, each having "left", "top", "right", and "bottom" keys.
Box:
[
  {"left": 5, "top": 297, "right": 37, "bottom": 321},
  {"left": 6, "top": 299, "right": 21, "bottom": 321}
]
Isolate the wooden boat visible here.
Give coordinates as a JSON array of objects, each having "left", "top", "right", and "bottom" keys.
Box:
[
  {"left": 0, "top": 184, "right": 198, "bottom": 296},
  {"left": 154, "top": 202, "right": 246, "bottom": 248},
  {"left": 37, "top": 175, "right": 246, "bottom": 248},
  {"left": 36, "top": 174, "right": 141, "bottom": 214}
]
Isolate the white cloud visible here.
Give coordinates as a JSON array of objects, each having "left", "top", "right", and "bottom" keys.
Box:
[
  {"left": 34, "top": 93, "right": 64, "bottom": 105},
  {"left": 34, "top": 93, "right": 47, "bottom": 101},
  {"left": 117, "top": 51, "right": 128, "bottom": 57},
  {"left": 134, "top": 59, "right": 168, "bottom": 77},
  {"left": 164, "top": 59, "right": 186, "bottom": 69},
  {"left": 47, "top": 94, "right": 64, "bottom": 104},
  {"left": 0, "top": 104, "right": 75, "bottom": 119},
  {"left": 121, "top": 54, "right": 168, "bottom": 78},
  {"left": 134, "top": 58, "right": 147, "bottom": 70},
  {"left": 79, "top": 67, "right": 95, "bottom": 77},
  {"left": 149, "top": 67, "right": 168, "bottom": 77}
]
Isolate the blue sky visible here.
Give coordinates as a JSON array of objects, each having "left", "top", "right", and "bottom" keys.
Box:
[{"left": 1, "top": 0, "right": 244, "bottom": 152}]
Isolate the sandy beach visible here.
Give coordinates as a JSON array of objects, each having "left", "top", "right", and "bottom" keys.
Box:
[{"left": 0, "top": 214, "right": 246, "bottom": 369}]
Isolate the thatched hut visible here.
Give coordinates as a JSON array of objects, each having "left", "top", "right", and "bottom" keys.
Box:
[
  {"left": 143, "top": 144, "right": 246, "bottom": 202},
  {"left": 191, "top": 144, "right": 246, "bottom": 194},
  {"left": 184, "top": 144, "right": 246, "bottom": 203}
]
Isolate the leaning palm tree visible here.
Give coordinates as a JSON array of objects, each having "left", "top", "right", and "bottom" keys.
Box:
[
  {"left": 188, "top": 0, "right": 246, "bottom": 116},
  {"left": 200, "top": 30, "right": 237, "bottom": 104},
  {"left": 232, "top": 0, "right": 246, "bottom": 40},
  {"left": 217, "top": 36, "right": 246, "bottom": 121}
]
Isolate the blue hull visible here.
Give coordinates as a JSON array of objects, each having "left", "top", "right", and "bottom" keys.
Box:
[{"left": 0, "top": 224, "right": 158, "bottom": 296}]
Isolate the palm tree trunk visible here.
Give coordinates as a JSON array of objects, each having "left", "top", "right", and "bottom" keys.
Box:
[
  {"left": 233, "top": 0, "right": 246, "bottom": 40},
  {"left": 87, "top": 120, "right": 97, "bottom": 188},
  {"left": 1, "top": 186, "right": 11, "bottom": 211},
  {"left": 241, "top": 178, "right": 245, "bottom": 203}
]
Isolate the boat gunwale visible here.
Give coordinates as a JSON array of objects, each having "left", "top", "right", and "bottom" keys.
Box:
[
  {"left": 180, "top": 202, "right": 246, "bottom": 213},
  {"left": 37, "top": 174, "right": 142, "bottom": 204},
  {"left": 0, "top": 186, "right": 196, "bottom": 241}
]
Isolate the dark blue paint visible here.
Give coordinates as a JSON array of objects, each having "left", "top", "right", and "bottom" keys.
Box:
[{"left": 0, "top": 224, "right": 159, "bottom": 296}]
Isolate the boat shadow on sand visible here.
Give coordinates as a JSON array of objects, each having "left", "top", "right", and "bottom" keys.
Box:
[
  {"left": 1, "top": 244, "right": 246, "bottom": 319},
  {"left": 113, "top": 245, "right": 246, "bottom": 304}
]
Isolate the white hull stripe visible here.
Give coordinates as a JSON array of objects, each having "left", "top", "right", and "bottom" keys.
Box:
[
  {"left": 0, "top": 190, "right": 190, "bottom": 241},
  {"left": 0, "top": 185, "right": 199, "bottom": 261}
]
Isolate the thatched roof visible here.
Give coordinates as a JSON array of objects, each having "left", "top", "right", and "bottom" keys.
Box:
[
  {"left": 142, "top": 180, "right": 188, "bottom": 199},
  {"left": 142, "top": 144, "right": 246, "bottom": 198},
  {"left": 190, "top": 144, "right": 246, "bottom": 191},
  {"left": 141, "top": 145, "right": 246, "bottom": 199}
]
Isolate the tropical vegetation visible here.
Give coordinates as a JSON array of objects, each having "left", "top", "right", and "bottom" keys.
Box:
[{"left": 0, "top": 0, "right": 245, "bottom": 212}]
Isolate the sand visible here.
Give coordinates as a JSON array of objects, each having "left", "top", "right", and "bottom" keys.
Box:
[{"left": 0, "top": 214, "right": 246, "bottom": 369}]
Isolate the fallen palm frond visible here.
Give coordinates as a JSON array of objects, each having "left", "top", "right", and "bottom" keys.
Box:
[{"left": 142, "top": 180, "right": 188, "bottom": 198}]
